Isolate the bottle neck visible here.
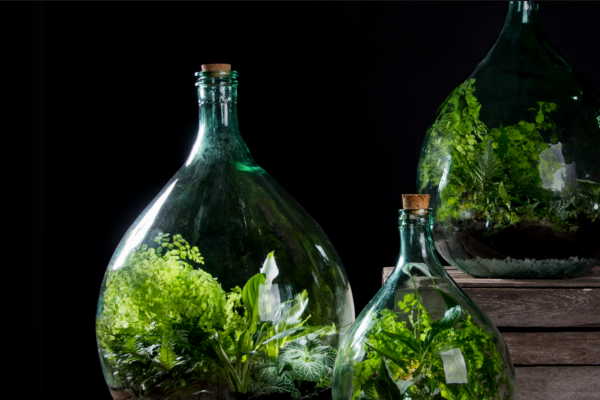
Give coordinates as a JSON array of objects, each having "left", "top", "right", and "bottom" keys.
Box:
[
  {"left": 185, "top": 71, "right": 252, "bottom": 167},
  {"left": 475, "top": 1, "right": 566, "bottom": 76},
  {"left": 504, "top": 1, "right": 542, "bottom": 28},
  {"left": 396, "top": 210, "right": 442, "bottom": 273},
  {"left": 494, "top": 1, "right": 547, "bottom": 47}
]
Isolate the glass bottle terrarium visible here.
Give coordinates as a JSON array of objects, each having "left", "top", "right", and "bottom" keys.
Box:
[
  {"left": 332, "top": 195, "right": 515, "bottom": 400},
  {"left": 417, "top": 1, "right": 600, "bottom": 278},
  {"left": 95, "top": 64, "right": 355, "bottom": 400}
]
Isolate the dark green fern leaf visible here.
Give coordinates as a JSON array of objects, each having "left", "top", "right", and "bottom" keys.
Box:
[{"left": 470, "top": 139, "right": 501, "bottom": 194}]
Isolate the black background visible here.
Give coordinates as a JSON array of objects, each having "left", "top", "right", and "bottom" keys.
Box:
[{"left": 40, "top": 2, "right": 600, "bottom": 399}]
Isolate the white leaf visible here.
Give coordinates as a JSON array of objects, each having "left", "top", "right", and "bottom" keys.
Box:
[
  {"left": 258, "top": 283, "right": 281, "bottom": 322},
  {"left": 258, "top": 251, "right": 282, "bottom": 322},
  {"left": 401, "top": 262, "right": 432, "bottom": 278},
  {"left": 260, "top": 251, "right": 279, "bottom": 287},
  {"left": 284, "top": 290, "right": 309, "bottom": 326}
]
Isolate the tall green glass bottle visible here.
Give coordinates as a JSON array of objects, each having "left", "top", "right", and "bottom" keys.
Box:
[
  {"left": 96, "top": 64, "right": 355, "bottom": 400},
  {"left": 417, "top": 1, "right": 600, "bottom": 278},
  {"left": 332, "top": 195, "right": 515, "bottom": 400}
]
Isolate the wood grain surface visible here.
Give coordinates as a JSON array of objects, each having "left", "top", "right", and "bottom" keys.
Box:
[
  {"left": 504, "top": 332, "right": 600, "bottom": 365},
  {"left": 515, "top": 367, "right": 600, "bottom": 400},
  {"left": 382, "top": 266, "right": 600, "bottom": 327},
  {"left": 381, "top": 266, "right": 600, "bottom": 398},
  {"left": 382, "top": 266, "right": 600, "bottom": 288},
  {"left": 466, "top": 288, "right": 600, "bottom": 328},
  {"left": 447, "top": 268, "right": 600, "bottom": 288}
]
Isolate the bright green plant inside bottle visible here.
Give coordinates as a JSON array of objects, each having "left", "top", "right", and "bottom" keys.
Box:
[
  {"left": 420, "top": 79, "right": 599, "bottom": 232},
  {"left": 416, "top": 1, "right": 600, "bottom": 278},
  {"left": 332, "top": 206, "right": 514, "bottom": 400},
  {"left": 351, "top": 270, "right": 508, "bottom": 400},
  {"left": 97, "top": 234, "right": 338, "bottom": 398}
]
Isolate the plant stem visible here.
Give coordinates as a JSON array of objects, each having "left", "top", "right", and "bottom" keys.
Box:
[
  {"left": 409, "top": 274, "right": 423, "bottom": 354},
  {"left": 216, "top": 341, "right": 243, "bottom": 391}
]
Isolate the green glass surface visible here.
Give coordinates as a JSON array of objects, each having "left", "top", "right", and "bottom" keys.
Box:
[
  {"left": 417, "top": 1, "right": 600, "bottom": 278},
  {"left": 96, "top": 69, "right": 355, "bottom": 399},
  {"left": 332, "top": 208, "right": 515, "bottom": 400}
]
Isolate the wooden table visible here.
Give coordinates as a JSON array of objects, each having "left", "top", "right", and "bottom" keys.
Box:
[{"left": 382, "top": 265, "right": 600, "bottom": 400}]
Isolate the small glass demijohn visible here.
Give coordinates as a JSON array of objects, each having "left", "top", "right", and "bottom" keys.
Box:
[
  {"left": 332, "top": 195, "right": 515, "bottom": 400},
  {"left": 417, "top": 1, "right": 600, "bottom": 278},
  {"left": 95, "top": 64, "right": 355, "bottom": 400}
]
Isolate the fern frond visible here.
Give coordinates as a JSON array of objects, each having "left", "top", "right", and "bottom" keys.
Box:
[
  {"left": 470, "top": 139, "right": 501, "bottom": 194},
  {"left": 156, "top": 340, "right": 177, "bottom": 371},
  {"left": 515, "top": 201, "right": 539, "bottom": 219},
  {"left": 550, "top": 197, "right": 574, "bottom": 212},
  {"left": 498, "top": 182, "right": 509, "bottom": 202}
]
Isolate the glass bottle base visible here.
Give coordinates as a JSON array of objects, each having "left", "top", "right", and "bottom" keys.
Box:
[
  {"left": 451, "top": 256, "right": 597, "bottom": 279},
  {"left": 108, "top": 387, "right": 332, "bottom": 400},
  {"left": 434, "top": 219, "right": 600, "bottom": 278}
]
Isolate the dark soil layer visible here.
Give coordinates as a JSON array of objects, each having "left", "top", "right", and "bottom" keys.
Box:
[
  {"left": 433, "top": 218, "right": 600, "bottom": 278},
  {"left": 109, "top": 386, "right": 332, "bottom": 400}
]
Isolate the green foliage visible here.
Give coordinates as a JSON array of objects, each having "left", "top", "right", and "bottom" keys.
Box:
[
  {"left": 469, "top": 139, "right": 501, "bottom": 195},
  {"left": 249, "top": 338, "right": 337, "bottom": 398},
  {"left": 419, "top": 79, "right": 599, "bottom": 232},
  {"left": 250, "top": 363, "right": 302, "bottom": 398},
  {"left": 374, "top": 357, "right": 404, "bottom": 400},
  {"left": 97, "top": 234, "right": 336, "bottom": 398},
  {"left": 242, "top": 272, "right": 265, "bottom": 334},
  {"left": 156, "top": 339, "right": 179, "bottom": 371},
  {"left": 352, "top": 273, "right": 509, "bottom": 400},
  {"left": 277, "top": 338, "right": 337, "bottom": 383},
  {"left": 422, "top": 291, "right": 461, "bottom": 352}
]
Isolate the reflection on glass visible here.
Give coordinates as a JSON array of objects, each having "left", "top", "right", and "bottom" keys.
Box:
[
  {"left": 96, "top": 65, "right": 354, "bottom": 400},
  {"left": 332, "top": 196, "right": 515, "bottom": 400},
  {"left": 417, "top": 1, "right": 600, "bottom": 278}
]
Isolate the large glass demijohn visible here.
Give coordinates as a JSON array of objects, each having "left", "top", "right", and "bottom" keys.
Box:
[
  {"left": 332, "top": 195, "right": 515, "bottom": 400},
  {"left": 96, "top": 64, "right": 355, "bottom": 400},
  {"left": 417, "top": 1, "right": 600, "bottom": 278}
]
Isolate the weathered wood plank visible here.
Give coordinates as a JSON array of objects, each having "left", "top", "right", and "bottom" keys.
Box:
[
  {"left": 467, "top": 288, "right": 600, "bottom": 328},
  {"left": 382, "top": 267, "right": 392, "bottom": 285},
  {"left": 381, "top": 268, "right": 600, "bottom": 327},
  {"left": 504, "top": 332, "right": 600, "bottom": 365},
  {"left": 382, "top": 266, "right": 600, "bottom": 288},
  {"left": 515, "top": 367, "right": 600, "bottom": 400},
  {"left": 447, "top": 267, "right": 600, "bottom": 288}
]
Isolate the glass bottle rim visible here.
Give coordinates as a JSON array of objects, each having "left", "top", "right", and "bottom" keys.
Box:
[
  {"left": 399, "top": 207, "right": 433, "bottom": 216},
  {"left": 194, "top": 70, "right": 239, "bottom": 79},
  {"left": 195, "top": 70, "right": 238, "bottom": 87}
]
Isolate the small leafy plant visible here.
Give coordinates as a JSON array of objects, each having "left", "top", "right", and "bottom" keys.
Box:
[
  {"left": 419, "top": 79, "right": 599, "bottom": 233},
  {"left": 97, "top": 234, "right": 337, "bottom": 399},
  {"left": 352, "top": 271, "right": 509, "bottom": 400}
]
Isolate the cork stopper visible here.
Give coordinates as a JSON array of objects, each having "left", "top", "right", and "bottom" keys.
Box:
[
  {"left": 201, "top": 64, "right": 231, "bottom": 72},
  {"left": 402, "top": 194, "right": 430, "bottom": 210}
]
